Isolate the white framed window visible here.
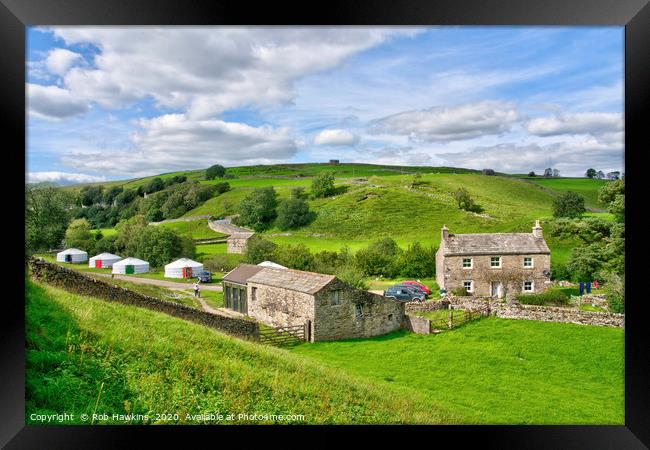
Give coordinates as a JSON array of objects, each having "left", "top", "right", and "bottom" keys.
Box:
[
  {"left": 523, "top": 281, "right": 534, "bottom": 292},
  {"left": 462, "top": 258, "right": 473, "bottom": 269},
  {"left": 490, "top": 256, "right": 502, "bottom": 268},
  {"left": 463, "top": 280, "right": 473, "bottom": 293},
  {"left": 523, "top": 257, "right": 533, "bottom": 268},
  {"left": 330, "top": 290, "right": 341, "bottom": 306}
]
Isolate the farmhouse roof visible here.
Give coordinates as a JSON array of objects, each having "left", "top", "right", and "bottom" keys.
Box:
[
  {"left": 222, "top": 264, "right": 264, "bottom": 285},
  {"left": 442, "top": 233, "right": 550, "bottom": 256},
  {"left": 227, "top": 231, "right": 255, "bottom": 240},
  {"left": 247, "top": 267, "right": 336, "bottom": 295}
]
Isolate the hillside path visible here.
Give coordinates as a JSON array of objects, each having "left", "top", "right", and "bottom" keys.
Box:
[
  {"left": 93, "top": 273, "right": 223, "bottom": 291},
  {"left": 149, "top": 214, "right": 211, "bottom": 226},
  {"left": 197, "top": 298, "right": 244, "bottom": 318}
]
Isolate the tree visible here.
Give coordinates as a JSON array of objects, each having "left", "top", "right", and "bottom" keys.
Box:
[
  {"left": 528, "top": 171, "right": 536, "bottom": 177},
  {"left": 237, "top": 187, "right": 278, "bottom": 231},
  {"left": 243, "top": 235, "right": 278, "bottom": 264},
  {"left": 598, "top": 178, "right": 624, "bottom": 221},
  {"left": 214, "top": 182, "right": 230, "bottom": 194},
  {"left": 552, "top": 191, "right": 586, "bottom": 218},
  {"left": 114, "top": 215, "right": 148, "bottom": 253},
  {"left": 26, "top": 183, "right": 76, "bottom": 255},
  {"left": 552, "top": 169, "right": 560, "bottom": 177},
  {"left": 94, "top": 234, "right": 118, "bottom": 254},
  {"left": 274, "top": 244, "right": 315, "bottom": 271},
  {"left": 311, "top": 171, "right": 336, "bottom": 198},
  {"left": 335, "top": 264, "right": 368, "bottom": 290},
  {"left": 64, "top": 218, "right": 95, "bottom": 254},
  {"left": 143, "top": 177, "right": 165, "bottom": 194},
  {"left": 103, "top": 186, "right": 123, "bottom": 206},
  {"left": 586, "top": 168, "right": 597, "bottom": 179},
  {"left": 276, "top": 198, "right": 313, "bottom": 230},
  {"left": 394, "top": 242, "right": 437, "bottom": 278},
  {"left": 290, "top": 187, "right": 308, "bottom": 200},
  {"left": 452, "top": 188, "right": 482, "bottom": 213},
  {"left": 354, "top": 238, "right": 402, "bottom": 277},
  {"left": 205, "top": 164, "right": 226, "bottom": 180},
  {"left": 129, "top": 226, "right": 192, "bottom": 267},
  {"left": 80, "top": 185, "right": 104, "bottom": 206}
]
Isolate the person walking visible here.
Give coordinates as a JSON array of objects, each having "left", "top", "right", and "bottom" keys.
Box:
[{"left": 193, "top": 280, "right": 201, "bottom": 298}]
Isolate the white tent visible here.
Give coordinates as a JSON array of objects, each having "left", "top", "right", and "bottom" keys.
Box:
[
  {"left": 56, "top": 248, "right": 88, "bottom": 263},
  {"left": 112, "top": 257, "right": 150, "bottom": 274},
  {"left": 89, "top": 252, "right": 122, "bottom": 269},
  {"left": 164, "top": 258, "right": 203, "bottom": 279},
  {"left": 258, "top": 260, "right": 287, "bottom": 269}
]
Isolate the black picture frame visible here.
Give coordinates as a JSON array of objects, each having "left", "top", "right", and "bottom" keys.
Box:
[{"left": 3, "top": 0, "right": 648, "bottom": 447}]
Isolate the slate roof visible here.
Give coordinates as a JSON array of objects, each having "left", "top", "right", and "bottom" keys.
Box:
[
  {"left": 247, "top": 267, "right": 336, "bottom": 295},
  {"left": 222, "top": 264, "right": 264, "bottom": 285},
  {"left": 442, "top": 233, "right": 550, "bottom": 256}
]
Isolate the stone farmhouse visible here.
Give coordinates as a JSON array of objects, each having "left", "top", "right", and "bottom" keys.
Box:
[
  {"left": 436, "top": 221, "right": 551, "bottom": 298},
  {"left": 222, "top": 264, "right": 405, "bottom": 342}
]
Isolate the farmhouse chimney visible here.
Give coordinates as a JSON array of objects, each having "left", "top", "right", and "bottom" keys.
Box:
[
  {"left": 441, "top": 225, "right": 449, "bottom": 241},
  {"left": 532, "top": 220, "right": 543, "bottom": 238}
]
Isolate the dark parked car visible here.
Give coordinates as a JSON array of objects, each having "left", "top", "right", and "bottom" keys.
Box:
[
  {"left": 197, "top": 271, "right": 212, "bottom": 282},
  {"left": 383, "top": 285, "right": 426, "bottom": 302}
]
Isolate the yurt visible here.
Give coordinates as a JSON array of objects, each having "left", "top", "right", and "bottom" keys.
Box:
[
  {"left": 257, "top": 261, "right": 287, "bottom": 269},
  {"left": 56, "top": 248, "right": 88, "bottom": 264},
  {"left": 88, "top": 252, "right": 122, "bottom": 269},
  {"left": 164, "top": 258, "right": 204, "bottom": 279},
  {"left": 112, "top": 257, "right": 150, "bottom": 274}
]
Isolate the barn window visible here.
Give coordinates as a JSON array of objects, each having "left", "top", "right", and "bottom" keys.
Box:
[
  {"left": 330, "top": 290, "right": 341, "bottom": 305},
  {"left": 523, "top": 257, "right": 533, "bottom": 268},
  {"left": 462, "top": 258, "right": 472, "bottom": 268},
  {"left": 251, "top": 287, "right": 257, "bottom": 301},
  {"left": 355, "top": 304, "right": 363, "bottom": 318},
  {"left": 490, "top": 256, "right": 501, "bottom": 268},
  {"left": 523, "top": 281, "right": 534, "bottom": 292}
]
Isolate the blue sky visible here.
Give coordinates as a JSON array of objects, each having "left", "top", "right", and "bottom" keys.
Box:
[{"left": 26, "top": 26, "right": 624, "bottom": 184}]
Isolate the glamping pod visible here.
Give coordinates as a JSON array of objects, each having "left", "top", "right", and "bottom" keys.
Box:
[
  {"left": 112, "top": 257, "right": 150, "bottom": 274},
  {"left": 164, "top": 258, "right": 203, "bottom": 279},
  {"left": 88, "top": 252, "right": 122, "bottom": 269},
  {"left": 56, "top": 248, "right": 88, "bottom": 264}
]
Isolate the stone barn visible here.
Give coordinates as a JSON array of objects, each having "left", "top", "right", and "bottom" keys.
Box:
[
  {"left": 436, "top": 221, "right": 551, "bottom": 298},
  {"left": 226, "top": 231, "right": 255, "bottom": 254},
  {"left": 222, "top": 264, "right": 405, "bottom": 342}
]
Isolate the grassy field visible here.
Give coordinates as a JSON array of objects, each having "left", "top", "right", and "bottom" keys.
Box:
[
  {"left": 26, "top": 280, "right": 455, "bottom": 424},
  {"left": 157, "top": 219, "right": 227, "bottom": 240},
  {"left": 518, "top": 177, "right": 608, "bottom": 209},
  {"left": 291, "top": 318, "right": 624, "bottom": 424}
]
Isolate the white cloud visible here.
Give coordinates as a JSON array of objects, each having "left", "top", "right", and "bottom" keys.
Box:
[
  {"left": 27, "top": 83, "right": 90, "bottom": 121},
  {"left": 41, "top": 27, "right": 418, "bottom": 119},
  {"left": 45, "top": 48, "right": 83, "bottom": 76},
  {"left": 313, "top": 129, "right": 359, "bottom": 146},
  {"left": 527, "top": 112, "right": 623, "bottom": 137},
  {"left": 27, "top": 171, "right": 106, "bottom": 185},
  {"left": 60, "top": 114, "right": 298, "bottom": 176},
  {"left": 438, "top": 136, "right": 624, "bottom": 176},
  {"left": 368, "top": 101, "right": 522, "bottom": 142}
]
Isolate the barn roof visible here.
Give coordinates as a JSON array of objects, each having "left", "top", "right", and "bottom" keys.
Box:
[
  {"left": 443, "top": 233, "right": 550, "bottom": 256},
  {"left": 247, "top": 267, "right": 336, "bottom": 294},
  {"left": 222, "top": 264, "right": 264, "bottom": 285},
  {"left": 227, "top": 231, "right": 255, "bottom": 240}
]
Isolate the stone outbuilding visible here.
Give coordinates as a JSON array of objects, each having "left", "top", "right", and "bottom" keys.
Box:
[
  {"left": 226, "top": 231, "right": 255, "bottom": 254},
  {"left": 436, "top": 221, "right": 551, "bottom": 298},
  {"left": 222, "top": 264, "right": 405, "bottom": 342}
]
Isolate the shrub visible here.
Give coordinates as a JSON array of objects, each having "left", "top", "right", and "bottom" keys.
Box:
[
  {"left": 311, "top": 171, "right": 336, "bottom": 198},
  {"left": 550, "top": 262, "right": 572, "bottom": 281},
  {"left": 452, "top": 188, "right": 482, "bottom": 213},
  {"left": 274, "top": 244, "right": 315, "bottom": 271},
  {"left": 203, "top": 254, "right": 240, "bottom": 273},
  {"left": 214, "top": 182, "right": 231, "bottom": 194},
  {"left": 516, "top": 289, "right": 570, "bottom": 306},
  {"left": 552, "top": 191, "right": 586, "bottom": 218},
  {"left": 243, "top": 235, "right": 278, "bottom": 264},
  {"left": 64, "top": 218, "right": 95, "bottom": 254},
  {"left": 276, "top": 198, "right": 313, "bottom": 230},
  {"left": 602, "top": 271, "right": 624, "bottom": 314},
  {"left": 395, "top": 242, "right": 437, "bottom": 278},
  {"left": 335, "top": 265, "right": 368, "bottom": 290},
  {"left": 354, "top": 238, "right": 402, "bottom": 277},
  {"left": 451, "top": 287, "right": 469, "bottom": 297}
]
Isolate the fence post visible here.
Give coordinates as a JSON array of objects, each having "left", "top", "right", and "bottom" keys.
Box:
[
  {"left": 304, "top": 320, "right": 312, "bottom": 342},
  {"left": 448, "top": 304, "right": 453, "bottom": 329}
]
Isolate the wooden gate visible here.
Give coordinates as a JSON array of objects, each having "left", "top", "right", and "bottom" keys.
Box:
[{"left": 259, "top": 323, "right": 307, "bottom": 347}]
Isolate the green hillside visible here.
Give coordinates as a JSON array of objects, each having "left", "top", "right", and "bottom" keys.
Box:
[
  {"left": 26, "top": 280, "right": 454, "bottom": 424},
  {"left": 292, "top": 319, "right": 624, "bottom": 424},
  {"left": 520, "top": 177, "right": 608, "bottom": 209}
]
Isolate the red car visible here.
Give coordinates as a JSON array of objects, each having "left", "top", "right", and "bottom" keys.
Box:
[{"left": 402, "top": 281, "right": 431, "bottom": 295}]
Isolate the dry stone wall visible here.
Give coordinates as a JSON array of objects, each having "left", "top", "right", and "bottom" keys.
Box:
[{"left": 29, "top": 258, "right": 260, "bottom": 340}]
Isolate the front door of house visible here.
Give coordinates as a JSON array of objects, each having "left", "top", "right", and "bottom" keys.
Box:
[{"left": 491, "top": 282, "right": 503, "bottom": 298}]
